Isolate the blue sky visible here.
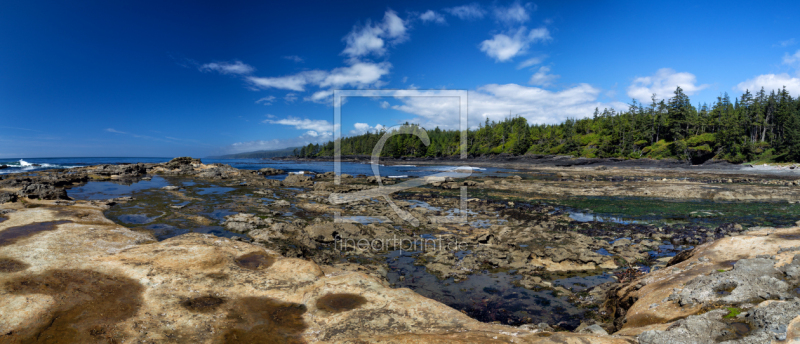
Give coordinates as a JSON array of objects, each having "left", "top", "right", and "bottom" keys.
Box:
[{"left": 2, "top": 0, "right": 800, "bottom": 158}]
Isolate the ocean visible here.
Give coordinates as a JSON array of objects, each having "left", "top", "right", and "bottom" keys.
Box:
[{"left": 0, "top": 157, "right": 515, "bottom": 178}]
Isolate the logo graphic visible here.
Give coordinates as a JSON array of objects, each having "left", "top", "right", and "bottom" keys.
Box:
[{"left": 330, "top": 90, "right": 471, "bottom": 227}]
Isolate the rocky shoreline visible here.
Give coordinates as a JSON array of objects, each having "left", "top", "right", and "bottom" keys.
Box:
[
  {"left": 275, "top": 154, "right": 800, "bottom": 176},
  {"left": 1, "top": 157, "right": 799, "bottom": 343}
]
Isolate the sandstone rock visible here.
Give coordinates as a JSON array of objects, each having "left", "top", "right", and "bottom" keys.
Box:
[
  {"left": 576, "top": 323, "right": 609, "bottom": 335},
  {"left": 608, "top": 225, "right": 800, "bottom": 341},
  {"left": 0, "top": 203, "right": 633, "bottom": 343}
]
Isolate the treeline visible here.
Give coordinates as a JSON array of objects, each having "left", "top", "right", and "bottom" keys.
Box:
[{"left": 294, "top": 86, "right": 800, "bottom": 163}]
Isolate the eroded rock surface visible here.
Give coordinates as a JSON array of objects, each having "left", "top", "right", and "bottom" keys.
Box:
[
  {"left": 0, "top": 201, "right": 626, "bottom": 343},
  {"left": 607, "top": 226, "right": 800, "bottom": 343}
]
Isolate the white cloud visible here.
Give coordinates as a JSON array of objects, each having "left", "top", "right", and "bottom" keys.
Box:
[
  {"left": 380, "top": 101, "right": 390, "bottom": 109},
  {"left": 246, "top": 62, "right": 389, "bottom": 92},
  {"left": 493, "top": 2, "right": 534, "bottom": 24},
  {"left": 319, "top": 62, "right": 391, "bottom": 88},
  {"left": 783, "top": 49, "right": 800, "bottom": 71},
  {"left": 383, "top": 10, "right": 407, "bottom": 39},
  {"left": 255, "top": 96, "right": 276, "bottom": 105},
  {"left": 246, "top": 71, "right": 323, "bottom": 92},
  {"left": 626, "top": 68, "right": 709, "bottom": 103},
  {"left": 283, "top": 55, "right": 304, "bottom": 63},
  {"left": 342, "top": 10, "right": 407, "bottom": 58},
  {"left": 217, "top": 131, "right": 332, "bottom": 154},
  {"left": 528, "top": 66, "right": 559, "bottom": 86},
  {"left": 199, "top": 60, "right": 255, "bottom": 75},
  {"left": 306, "top": 90, "right": 334, "bottom": 104},
  {"left": 445, "top": 3, "right": 485, "bottom": 20},
  {"left": 284, "top": 93, "right": 298, "bottom": 103},
  {"left": 420, "top": 10, "right": 446, "bottom": 24},
  {"left": 736, "top": 73, "right": 800, "bottom": 96},
  {"left": 263, "top": 116, "right": 337, "bottom": 134},
  {"left": 517, "top": 55, "right": 546, "bottom": 69},
  {"left": 389, "top": 84, "right": 626, "bottom": 130},
  {"left": 479, "top": 26, "right": 551, "bottom": 62},
  {"left": 350, "top": 122, "right": 385, "bottom": 135},
  {"left": 776, "top": 39, "right": 796, "bottom": 48}
]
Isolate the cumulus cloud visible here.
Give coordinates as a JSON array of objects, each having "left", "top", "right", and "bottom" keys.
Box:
[
  {"left": 319, "top": 62, "right": 391, "bottom": 88},
  {"left": 736, "top": 73, "right": 800, "bottom": 96},
  {"left": 493, "top": 2, "right": 534, "bottom": 24},
  {"left": 199, "top": 60, "right": 255, "bottom": 75},
  {"left": 420, "top": 10, "right": 446, "bottom": 24},
  {"left": 255, "top": 96, "right": 276, "bottom": 105},
  {"left": 626, "top": 68, "right": 709, "bottom": 103},
  {"left": 350, "top": 122, "right": 385, "bottom": 135},
  {"left": 387, "top": 84, "right": 624, "bottom": 130},
  {"left": 445, "top": 3, "right": 485, "bottom": 20},
  {"left": 528, "top": 66, "right": 559, "bottom": 86},
  {"left": 479, "top": 27, "right": 551, "bottom": 62},
  {"left": 342, "top": 10, "right": 407, "bottom": 58}
]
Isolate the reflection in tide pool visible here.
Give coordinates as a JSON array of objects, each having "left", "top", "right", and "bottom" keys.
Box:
[
  {"left": 567, "top": 210, "right": 639, "bottom": 224},
  {"left": 337, "top": 216, "right": 390, "bottom": 224},
  {"left": 385, "top": 250, "right": 591, "bottom": 329},
  {"left": 67, "top": 176, "right": 171, "bottom": 200}
]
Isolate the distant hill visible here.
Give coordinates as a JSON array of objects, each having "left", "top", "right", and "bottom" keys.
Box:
[{"left": 208, "top": 146, "right": 299, "bottom": 159}]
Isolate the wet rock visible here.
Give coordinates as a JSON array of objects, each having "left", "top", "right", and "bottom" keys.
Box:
[
  {"left": 258, "top": 167, "right": 285, "bottom": 176},
  {"left": 284, "top": 173, "right": 313, "bottom": 187},
  {"left": 196, "top": 166, "right": 240, "bottom": 179},
  {"left": 91, "top": 163, "right": 148, "bottom": 178},
  {"left": 0, "top": 192, "right": 17, "bottom": 203},
  {"left": 163, "top": 156, "right": 202, "bottom": 169},
  {"left": 16, "top": 183, "right": 68, "bottom": 200}
]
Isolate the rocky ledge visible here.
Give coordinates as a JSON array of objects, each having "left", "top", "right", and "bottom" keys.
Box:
[
  {"left": 606, "top": 225, "right": 800, "bottom": 343},
  {"left": 0, "top": 200, "right": 628, "bottom": 343}
]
